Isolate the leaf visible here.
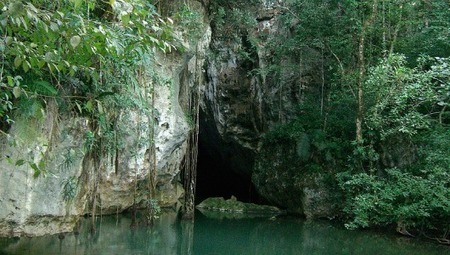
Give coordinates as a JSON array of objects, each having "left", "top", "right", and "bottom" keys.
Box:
[
  {"left": 71, "top": 0, "right": 83, "bottom": 9},
  {"left": 38, "top": 60, "right": 46, "bottom": 68},
  {"left": 19, "top": 17, "right": 28, "bottom": 30},
  {"left": 69, "top": 67, "right": 76, "bottom": 76},
  {"left": 51, "top": 63, "right": 59, "bottom": 72},
  {"left": 5, "top": 37, "right": 13, "bottom": 45},
  {"left": 15, "top": 159, "right": 25, "bottom": 166},
  {"left": 70, "top": 35, "right": 81, "bottom": 49},
  {"left": 96, "top": 91, "right": 115, "bottom": 99},
  {"left": 6, "top": 157, "right": 13, "bottom": 165},
  {"left": 85, "top": 100, "right": 94, "bottom": 113},
  {"left": 38, "top": 159, "right": 46, "bottom": 172},
  {"left": 12, "top": 86, "right": 21, "bottom": 98},
  {"left": 22, "top": 60, "right": 30, "bottom": 72},
  {"left": 42, "top": 22, "right": 49, "bottom": 33},
  {"left": 30, "top": 162, "right": 41, "bottom": 178},
  {"left": 14, "top": 56, "right": 22, "bottom": 68},
  {"left": 50, "top": 22, "right": 59, "bottom": 32},
  {"left": 97, "top": 100, "right": 103, "bottom": 114},
  {"left": 88, "top": 2, "right": 96, "bottom": 11},
  {"left": 121, "top": 14, "right": 130, "bottom": 26},
  {"left": 75, "top": 101, "right": 83, "bottom": 113},
  {"left": 30, "top": 80, "right": 58, "bottom": 96},
  {"left": 7, "top": 76, "right": 14, "bottom": 86},
  {"left": 57, "top": 62, "right": 66, "bottom": 72},
  {"left": 29, "top": 56, "right": 39, "bottom": 68},
  {"left": 149, "top": 36, "right": 159, "bottom": 44}
]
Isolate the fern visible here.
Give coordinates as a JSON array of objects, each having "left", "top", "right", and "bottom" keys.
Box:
[
  {"left": 26, "top": 80, "right": 58, "bottom": 96},
  {"left": 62, "top": 176, "right": 78, "bottom": 202}
]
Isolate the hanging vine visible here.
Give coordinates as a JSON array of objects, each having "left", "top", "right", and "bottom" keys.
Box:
[
  {"left": 146, "top": 67, "right": 159, "bottom": 225},
  {"left": 182, "top": 45, "right": 201, "bottom": 219}
]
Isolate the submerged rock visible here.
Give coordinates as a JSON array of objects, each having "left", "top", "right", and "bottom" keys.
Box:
[{"left": 196, "top": 196, "right": 281, "bottom": 218}]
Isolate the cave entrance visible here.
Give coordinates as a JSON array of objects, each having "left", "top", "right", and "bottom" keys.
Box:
[{"left": 195, "top": 111, "right": 261, "bottom": 204}]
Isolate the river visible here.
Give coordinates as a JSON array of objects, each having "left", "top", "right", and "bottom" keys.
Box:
[{"left": 0, "top": 210, "right": 448, "bottom": 255}]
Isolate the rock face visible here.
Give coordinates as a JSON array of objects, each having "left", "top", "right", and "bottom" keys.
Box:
[
  {"left": 0, "top": 5, "right": 211, "bottom": 237},
  {"left": 200, "top": 2, "right": 337, "bottom": 217},
  {"left": 0, "top": 109, "right": 88, "bottom": 237},
  {"left": 0, "top": 77, "right": 189, "bottom": 237},
  {"left": 252, "top": 140, "right": 339, "bottom": 217},
  {"left": 201, "top": 4, "right": 297, "bottom": 170}
]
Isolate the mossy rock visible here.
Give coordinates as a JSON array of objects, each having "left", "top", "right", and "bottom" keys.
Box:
[{"left": 196, "top": 196, "right": 281, "bottom": 218}]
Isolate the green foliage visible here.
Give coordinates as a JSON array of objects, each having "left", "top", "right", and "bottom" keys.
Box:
[
  {"left": 62, "top": 176, "right": 78, "bottom": 202},
  {"left": 209, "top": 0, "right": 258, "bottom": 42},
  {"left": 0, "top": 0, "right": 200, "bottom": 179},
  {"left": 365, "top": 55, "right": 450, "bottom": 140},
  {"left": 29, "top": 159, "right": 47, "bottom": 178},
  {"left": 0, "top": 0, "right": 178, "bottom": 129},
  {"left": 256, "top": 0, "right": 449, "bottom": 234},
  {"left": 59, "top": 147, "right": 82, "bottom": 172},
  {"left": 338, "top": 166, "right": 450, "bottom": 230},
  {"left": 263, "top": 118, "right": 346, "bottom": 169},
  {"left": 339, "top": 56, "right": 450, "bottom": 232},
  {"left": 83, "top": 130, "right": 96, "bottom": 153},
  {"left": 173, "top": 4, "right": 204, "bottom": 43},
  {"left": 263, "top": 119, "right": 305, "bottom": 144},
  {"left": 395, "top": 1, "right": 450, "bottom": 63}
]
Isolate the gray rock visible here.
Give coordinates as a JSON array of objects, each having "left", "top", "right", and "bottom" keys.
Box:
[{"left": 252, "top": 141, "right": 339, "bottom": 218}]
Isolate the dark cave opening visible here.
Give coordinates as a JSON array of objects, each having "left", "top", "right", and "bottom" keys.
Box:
[
  {"left": 196, "top": 141, "right": 259, "bottom": 204},
  {"left": 195, "top": 112, "right": 261, "bottom": 204}
]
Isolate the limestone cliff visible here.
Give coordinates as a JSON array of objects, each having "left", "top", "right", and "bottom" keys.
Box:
[
  {"left": 0, "top": 1, "right": 211, "bottom": 237},
  {"left": 200, "top": 1, "right": 337, "bottom": 217}
]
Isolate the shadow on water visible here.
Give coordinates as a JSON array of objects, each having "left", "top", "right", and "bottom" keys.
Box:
[{"left": 0, "top": 211, "right": 448, "bottom": 255}]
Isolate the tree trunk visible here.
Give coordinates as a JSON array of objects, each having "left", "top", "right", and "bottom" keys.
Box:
[{"left": 356, "top": 0, "right": 379, "bottom": 143}]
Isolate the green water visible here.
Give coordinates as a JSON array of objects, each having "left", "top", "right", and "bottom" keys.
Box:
[{"left": 0, "top": 211, "right": 448, "bottom": 255}]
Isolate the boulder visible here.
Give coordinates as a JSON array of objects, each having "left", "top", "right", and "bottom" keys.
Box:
[{"left": 196, "top": 196, "right": 281, "bottom": 218}]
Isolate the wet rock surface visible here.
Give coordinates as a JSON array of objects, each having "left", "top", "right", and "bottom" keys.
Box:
[{"left": 196, "top": 196, "right": 281, "bottom": 218}]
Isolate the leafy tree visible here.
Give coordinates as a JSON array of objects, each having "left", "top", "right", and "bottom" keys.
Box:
[
  {"left": 256, "top": 0, "right": 449, "bottom": 237},
  {"left": 339, "top": 55, "right": 450, "bottom": 237}
]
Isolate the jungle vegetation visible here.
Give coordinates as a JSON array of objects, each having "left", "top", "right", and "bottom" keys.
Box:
[{"left": 252, "top": 0, "right": 449, "bottom": 242}]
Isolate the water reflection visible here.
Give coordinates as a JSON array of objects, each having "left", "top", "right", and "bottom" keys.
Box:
[
  {"left": 180, "top": 220, "right": 194, "bottom": 255},
  {"left": 0, "top": 211, "right": 448, "bottom": 255},
  {"left": 0, "top": 211, "right": 180, "bottom": 255}
]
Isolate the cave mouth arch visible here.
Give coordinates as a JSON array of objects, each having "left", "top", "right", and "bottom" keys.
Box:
[{"left": 195, "top": 111, "right": 262, "bottom": 204}]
